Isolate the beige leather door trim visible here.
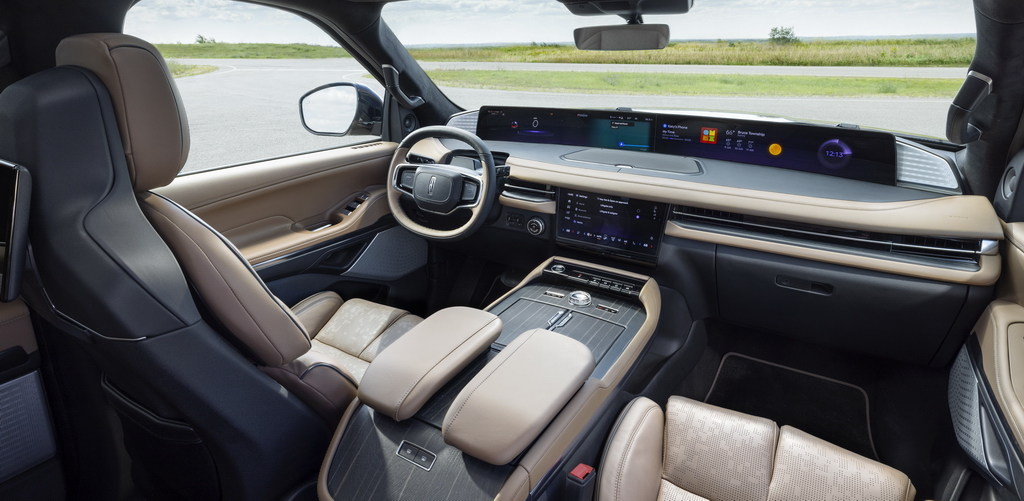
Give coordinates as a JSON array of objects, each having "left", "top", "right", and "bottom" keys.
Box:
[
  {"left": 156, "top": 142, "right": 398, "bottom": 265},
  {"left": 0, "top": 298, "right": 37, "bottom": 354},
  {"left": 973, "top": 300, "right": 1024, "bottom": 448},
  {"left": 666, "top": 221, "right": 1000, "bottom": 286},
  {"left": 227, "top": 187, "right": 390, "bottom": 264}
]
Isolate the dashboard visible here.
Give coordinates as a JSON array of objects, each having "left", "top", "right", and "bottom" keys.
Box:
[{"left": 436, "top": 106, "right": 1002, "bottom": 287}]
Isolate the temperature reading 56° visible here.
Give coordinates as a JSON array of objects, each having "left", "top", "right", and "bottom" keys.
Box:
[{"left": 817, "top": 139, "right": 852, "bottom": 169}]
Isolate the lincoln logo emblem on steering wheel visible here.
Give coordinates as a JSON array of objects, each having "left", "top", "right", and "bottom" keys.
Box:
[{"left": 428, "top": 175, "right": 437, "bottom": 195}]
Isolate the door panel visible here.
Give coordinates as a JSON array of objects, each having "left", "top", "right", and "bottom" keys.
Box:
[
  {"left": 950, "top": 222, "right": 1024, "bottom": 497},
  {"left": 155, "top": 141, "right": 398, "bottom": 265},
  {"left": 0, "top": 298, "right": 63, "bottom": 500}
]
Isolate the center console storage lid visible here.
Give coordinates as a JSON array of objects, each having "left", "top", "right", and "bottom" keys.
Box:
[
  {"left": 359, "top": 307, "right": 502, "bottom": 421},
  {"left": 442, "top": 328, "right": 596, "bottom": 465}
]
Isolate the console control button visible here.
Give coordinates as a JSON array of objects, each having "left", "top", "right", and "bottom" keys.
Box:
[
  {"left": 568, "top": 291, "right": 592, "bottom": 307},
  {"left": 550, "top": 264, "right": 565, "bottom": 273},
  {"left": 396, "top": 440, "right": 436, "bottom": 471},
  {"left": 555, "top": 312, "right": 573, "bottom": 327},
  {"left": 526, "top": 217, "right": 545, "bottom": 236}
]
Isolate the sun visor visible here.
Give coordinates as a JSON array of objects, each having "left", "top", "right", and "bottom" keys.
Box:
[{"left": 560, "top": 0, "right": 692, "bottom": 16}]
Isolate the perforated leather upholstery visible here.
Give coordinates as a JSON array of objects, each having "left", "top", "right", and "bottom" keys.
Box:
[
  {"left": 767, "top": 426, "right": 917, "bottom": 501},
  {"left": 599, "top": 396, "right": 915, "bottom": 501},
  {"left": 663, "top": 396, "right": 777, "bottom": 501}
]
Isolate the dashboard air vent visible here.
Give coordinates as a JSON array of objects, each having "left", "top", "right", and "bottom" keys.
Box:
[
  {"left": 671, "top": 205, "right": 989, "bottom": 263},
  {"left": 503, "top": 178, "right": 556, "bottom": 202},
  {"left": 446, "top": 110, "right": 479, "bottom": 133}
]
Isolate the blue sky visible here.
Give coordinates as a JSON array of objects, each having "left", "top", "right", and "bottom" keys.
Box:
[{"left": 124, "top": 0, "right": 976, "bottom": 46}]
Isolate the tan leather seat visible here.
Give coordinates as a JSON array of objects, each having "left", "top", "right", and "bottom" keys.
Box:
[
  {"left": 53, "top": 33, "right": 421, "bottom": 424},
  {"left": 599, "top": 396, "right": 916, "bottom": 501}
]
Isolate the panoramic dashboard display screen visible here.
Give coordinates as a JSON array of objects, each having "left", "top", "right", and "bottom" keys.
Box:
[
  {"left": 556, "top": 188, "right": 667, "bottom": 261},
  {"left": 654, "top": 116, "right": 897, "bottom": 185},
  {"left": 477, "top": 107, "right": 655, "bottom": 152},
  {"left": 476, "top": 106, "right": 898, "bottom": 185}
]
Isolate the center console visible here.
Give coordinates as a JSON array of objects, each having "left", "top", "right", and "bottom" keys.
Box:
[{"left": 317, "top": 257, "right": 662, "bottom": 501}]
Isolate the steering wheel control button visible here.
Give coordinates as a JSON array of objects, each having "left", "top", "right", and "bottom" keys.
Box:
[
  {"left": 400, "top": 170, "right": 416, "bottom": 190},
  {"left": 461, "top": 181, "right": 479, "bottom": 201},
  {"left": 550, "top": 264, "right": 566, "bottom": 273},
  {"left": 526, "top": 217, "right": 545, "bottom": 236},
  {"left": 568, "top": 291, "right": 592, "bottom": 307}
]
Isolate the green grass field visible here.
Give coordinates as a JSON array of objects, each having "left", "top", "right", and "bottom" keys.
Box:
[
  {"left": 424, "top": 69, "right": 962, "bottom": 98},
  {"left": 166, "top": 61, "right": 217, "bottom": 78},
  {"left": 155, "top": 38, "right": 974, "bottom": 67},
  {"left": 157, "top": 42, "right": 350, "bottom": 59}
]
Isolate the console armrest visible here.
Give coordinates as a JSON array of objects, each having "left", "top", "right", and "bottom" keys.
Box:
[
  {"left": 358, "top": 307, "right": 502, "bottom": 421},
  {"left": 442, "top": 328, "right": 595, "bottom": 465}
]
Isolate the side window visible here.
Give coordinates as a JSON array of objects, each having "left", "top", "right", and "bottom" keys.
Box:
[{"left": 124, "top": 1, "right": 385, "bottom": 174}]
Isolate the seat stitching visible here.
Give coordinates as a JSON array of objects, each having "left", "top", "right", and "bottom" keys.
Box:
[
  {"left": 297, "top": 366, "right": 349, "bottom": 412},
  {"left": 291, "top": 294, "right": 339, "bottom": 318},
  {"left": 300, "top": 362, "right": 358, "bottom": 388},
  {"left": 444, "top": 327, "right": 534, "bottom": 438},
  {"left": 149, "top": 193, "right": 311, "bottom": 342},
  {"left": 510, "top": 469, "right": 529, "bottom": 500},
  {"left": 143, "top": 199, "right": 293, "bottom": 364},
  {"left": 0, "top": 313, "right": 29, "bottom": 328},
  {"left": 616, "top": 406, "right": 657, "bottom": 501},
  {"left": 393, "top": 317, "right": 499, "bottom": 420}
]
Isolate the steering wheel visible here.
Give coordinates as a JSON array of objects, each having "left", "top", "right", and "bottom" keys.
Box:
[{"left": 387, "top": 126, "right": 498, "bottom": 241}]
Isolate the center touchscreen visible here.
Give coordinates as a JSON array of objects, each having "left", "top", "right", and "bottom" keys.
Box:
[{"left": 556, "top": 188, "right": 667, "bottom": 263}]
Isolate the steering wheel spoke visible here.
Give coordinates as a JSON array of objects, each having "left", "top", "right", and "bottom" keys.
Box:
[{"left": 387, "top": 126, "right": 498, "bottom": 240}]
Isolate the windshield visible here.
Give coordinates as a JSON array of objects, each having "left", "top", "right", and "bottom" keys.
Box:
[{"left": 382, "top": 0, "right": 975, "bottom": 138}]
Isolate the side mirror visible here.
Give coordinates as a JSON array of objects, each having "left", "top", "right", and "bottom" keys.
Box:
[{"left": 300, "top": 82, "right": 383, "bottom": 136}]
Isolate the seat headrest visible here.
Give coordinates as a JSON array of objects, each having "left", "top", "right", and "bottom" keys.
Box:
[{"left": 56, "top": 34, "right": 189, "bottom": 192}]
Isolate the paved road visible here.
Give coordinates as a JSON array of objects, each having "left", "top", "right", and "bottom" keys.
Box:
[{"left": 173, "top": 59, "right": 956, "bottom": 173}]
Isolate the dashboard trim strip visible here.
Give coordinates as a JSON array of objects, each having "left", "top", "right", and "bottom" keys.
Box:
[
  {"left": 505, "top": 156, "right": 1003, "bottom": 240},
  {"left": 666, "top": 221, "right": 999, "bottom": 286}
]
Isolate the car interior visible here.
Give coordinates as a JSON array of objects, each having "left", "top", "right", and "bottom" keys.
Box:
[{"left": 0, "top": 0, "right": 1023, "bottom": 500}]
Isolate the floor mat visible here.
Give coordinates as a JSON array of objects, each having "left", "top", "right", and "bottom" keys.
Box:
[{"left": 704, "top": 352, "right": 878, "bottom": 460}]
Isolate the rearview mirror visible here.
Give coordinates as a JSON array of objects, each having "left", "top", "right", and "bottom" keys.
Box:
[
  {"left": 300, "top": 82, "right": 383, "bottom": 136},
  {"left": 574, "top": 24, "right": 670, "bottom": 51}
]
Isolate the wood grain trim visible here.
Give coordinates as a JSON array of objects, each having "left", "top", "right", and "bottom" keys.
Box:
[
  {"left": 666, "top": 221, "right": 999, "bottom": 286},
  {"left": 506, "top": 156, "right": 1003, "bottom": 240}
]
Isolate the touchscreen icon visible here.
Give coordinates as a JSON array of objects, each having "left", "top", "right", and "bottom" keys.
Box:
[{"left": 700, "top": 128, "right": 718, "bottom": 144}]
